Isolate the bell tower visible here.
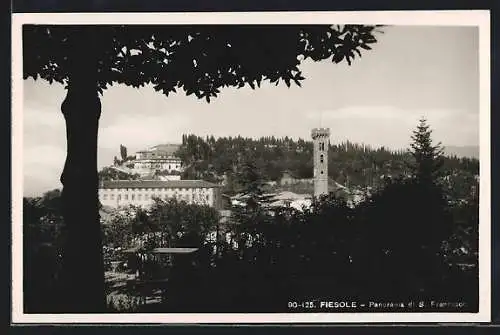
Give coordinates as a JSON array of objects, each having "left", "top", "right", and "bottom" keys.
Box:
[{"left": 311, "top": 127, "right": 330, "bottom": 198}]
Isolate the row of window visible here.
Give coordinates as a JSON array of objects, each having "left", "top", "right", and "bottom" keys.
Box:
[
  {"left": 140, "top": 155, "right": 178, "bottom": 159},
  {"left": 101, "top": 187, "right": 209, "bottom": 193},
  {"left": 101, "top": 193, "right": 210, "bottom": 202},
  {"left": 135, "top": 161, "right": 180, "bottom": 165},
  {"left": 136, "top": 164, "right": 181, "bottom": 169}
]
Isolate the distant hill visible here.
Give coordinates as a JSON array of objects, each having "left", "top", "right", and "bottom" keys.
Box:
[{"left": 443, "top": 146, "right": 479, "bottom": 159}]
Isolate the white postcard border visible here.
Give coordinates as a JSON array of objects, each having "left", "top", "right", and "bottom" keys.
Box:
[{"left": 11, "top": 10, "right": 491, "bottom": 324}]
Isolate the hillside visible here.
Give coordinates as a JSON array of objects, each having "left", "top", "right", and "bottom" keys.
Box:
[
  {"left": 97, "top": 134, "right": 479, "bottom": 202},
  {"left": 176, "top": 134, "right": 479, "bottom": 198}
]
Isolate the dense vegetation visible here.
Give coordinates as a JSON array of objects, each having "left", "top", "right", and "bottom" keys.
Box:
[
  {"left": 24, "top": 119, "right": 479, "bottom": 313},
  {"left": 176, "top": 133, "right": 478, "bottom": 200},
  {"left": 100, "top": 135, "right": 478, "bottom": 204},
  {"left": 23, "top": 190, "right": 65, "bottom": 312},
  {"left": 98, "top": 166, "right": 141, "bottom": 182},
  {"left": 23, "top": 182, "right": 478, "bottom": 313}
]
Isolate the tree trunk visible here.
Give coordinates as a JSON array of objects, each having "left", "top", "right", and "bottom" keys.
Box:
[{"left": 58, "top": 27, "right": 105, "bottom": 313}]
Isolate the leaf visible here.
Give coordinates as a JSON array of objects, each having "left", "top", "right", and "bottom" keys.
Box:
[{"left": 332, "top": 53, "right": 344, "bottom": 63}]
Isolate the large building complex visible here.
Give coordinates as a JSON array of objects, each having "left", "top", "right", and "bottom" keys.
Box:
[
  {"left": 133, "top": 144, "right": 183, "bottom": 176},
  {"left": 99, "top": 180, "right": 222, "bottom": 209}
]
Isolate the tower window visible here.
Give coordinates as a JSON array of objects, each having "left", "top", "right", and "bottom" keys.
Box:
[
  {"left": 320, "top": 154, "right": 324, "bottom": 163},
  {"left": 321, "top": 171, "right": 324, "bottom": 174}
]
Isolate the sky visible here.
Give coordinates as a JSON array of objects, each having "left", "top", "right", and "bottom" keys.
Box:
[{"left": 22, "top": 25, "right": 480, "bottom": 196}]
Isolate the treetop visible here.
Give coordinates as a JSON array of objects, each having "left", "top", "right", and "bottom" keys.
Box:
[{"left": 23, "top": 24, "right": 382, "bottom": 102}]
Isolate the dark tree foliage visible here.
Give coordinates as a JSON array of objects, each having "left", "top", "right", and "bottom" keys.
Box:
[
  {"left": 154, "top": 169, "right": 182, "bottom": 177},
  {"left": 23, "top": 24, "right": 382, "bottom": 312},
  {"left": 102, "top": 199, "right": 218, "bottom": 251},
  {"left": 230, "top": 156, "right": 274, "bottom": 254},
  {"left": 24, "top": 25, "right": 382, "bottom": 97},
  {"left": 148, "top": 198, "right": 218, "bottom": 248},
  {"left": 235, "top": 155, "right": 273, "bottom": 205},
  {"left": 356, "top": 178, "right": 452, "bottom": 298},
  {"left": 161, "top": 179, "right": 477, "bottom": 313},
  {"left": 98, "top": 166, "right": 141, "bottom": 181},
  {"left": 119, "top": 144, "right": 128, "bottom": 162},
  {"left": 410, "top": 118, "right": 445, "bottom": 185},
  {"left": 23, "top": 190, "right": 65, "bottom": 313}
]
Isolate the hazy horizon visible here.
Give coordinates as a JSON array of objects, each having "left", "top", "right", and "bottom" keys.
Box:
[{"left": 23, "top": 25, "right": 480, "bottom": 196}]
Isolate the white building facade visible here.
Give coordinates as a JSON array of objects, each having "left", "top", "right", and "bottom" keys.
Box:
[
  {"left": 132, "top": 144, "right": 183, "bottom": 176},
  {"left": 99, "top": 180, "right": 222, "bottom": 209},
  {"left": 133, "top": 158, "right": 182, "bottom": 174}
]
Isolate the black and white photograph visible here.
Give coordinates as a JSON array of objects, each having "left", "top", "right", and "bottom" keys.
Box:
[{"left": 12, "top": 11, "right": 490, "bottom": 323}]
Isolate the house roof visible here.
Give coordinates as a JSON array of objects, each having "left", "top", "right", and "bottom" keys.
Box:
[
  {"left": 280, "top": 170, "right": 300, "bottom": 179},
  {"left": 328, "top": 178, "right": 347, "bottom": 192},
  {"left": 100, "top": 179, "right": 221, "bottom": 189},
  {"left": 272, "top": 191, "right": 309, "bottom": 201},
  {"left": 152, "top": 247, "right": 198, "bottom": 254},
  {"left": 135, "top": 143, "right": 181, "bottom": 156},
  {"left": 135, "top": 157, "right": 182, "bottom": 161},
  {"left": 149, "top": 143, "right": 181, "bottom": 154},
  {"left": 270, "top": 198, "right": 312, "bottom": 210},
  {"left": 122, "top": 247, "right": 198, "bottom": 254}
]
